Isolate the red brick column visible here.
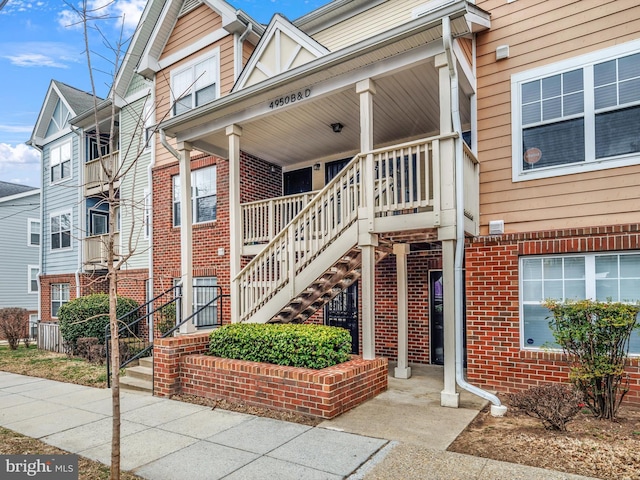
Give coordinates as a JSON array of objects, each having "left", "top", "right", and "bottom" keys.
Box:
[{"left": 153, "top": 332, "right": 210, "bottom": 397}]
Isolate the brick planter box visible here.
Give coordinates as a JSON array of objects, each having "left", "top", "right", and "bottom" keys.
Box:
[{"left": 153, "top": 332, "right": 388, "bottom": 419}]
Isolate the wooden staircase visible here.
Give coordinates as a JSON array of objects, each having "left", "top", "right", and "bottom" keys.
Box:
[{"left": 120, "top": 356, "right": 153, "bottom": 393}]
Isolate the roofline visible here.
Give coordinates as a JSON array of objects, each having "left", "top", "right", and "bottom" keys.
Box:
[
  {"left": 161, "top": 0, "right": 480, "bottom": 135},
  {"left": 0, "top": 188, "right": 41, "bottom": 204}
]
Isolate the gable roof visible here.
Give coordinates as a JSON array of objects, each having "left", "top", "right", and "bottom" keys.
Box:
[
  {"left": 28, "top": 80, "right": 100, "bottom": 148},
  {"left": 0, "top": 181, "right": 37, "bottom": 199},
  {"left": 137, "top": 0, "right": 263, "bottom": 79},
  {"left": 233, "top": 13, "right": 329, "bottom": 91}
]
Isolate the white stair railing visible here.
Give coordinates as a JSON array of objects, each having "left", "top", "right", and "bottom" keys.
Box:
[{"left": 235, "top": 134, "right": 457, "bottom": 323}]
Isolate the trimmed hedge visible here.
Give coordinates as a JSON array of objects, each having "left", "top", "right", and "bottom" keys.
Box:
[
  {"left": 208, "top": 323, "right": 352, "bottom": 369},
  {"left": 58, "top": 294, "right": 140, "bottom": 350}
]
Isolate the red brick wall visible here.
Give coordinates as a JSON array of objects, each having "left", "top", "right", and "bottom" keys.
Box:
[
  {"left": 465, "top": 224, "right": 640, "bottom": 405},
  {"left": 152, "top": 152, "right": 280, "bottom": 323},
  {"left": 374, "top": 250, "right": 441, "bottom": 364},
  {"left": 153, "top": 332, "right": 388, "bottom": 419}
]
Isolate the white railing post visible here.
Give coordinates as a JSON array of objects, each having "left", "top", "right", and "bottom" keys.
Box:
[{"left": 268, "top": 199, "right": 275, "bottom": 240}]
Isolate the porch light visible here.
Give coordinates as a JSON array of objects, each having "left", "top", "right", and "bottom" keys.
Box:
[{"left": 331, "top": 122, "right": 344, "bottom": 133}]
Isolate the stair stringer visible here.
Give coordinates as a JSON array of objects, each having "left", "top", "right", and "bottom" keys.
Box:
[{"left": 241, "top": 222, "right": 358, "bottom": 324}]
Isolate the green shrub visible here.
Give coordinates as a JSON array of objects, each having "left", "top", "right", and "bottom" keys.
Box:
[
  {"left": 208, "top": 323, "right": 352, "bottom": 369},
  {"left": 58, "top": 294, "right": 139, "bottom": 353},
  {"left": 545, "top": 299, "right": 640, "bottom": 420},
  {"left": 156, "top": 302, "right": 176, "bottom": 335}
]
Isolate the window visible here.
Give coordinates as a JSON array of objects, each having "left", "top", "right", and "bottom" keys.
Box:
[
  {"left": 87, "top": 132, "right": 111, "bottom": 161},
  {"left": 89, "top": 210, "right": 108, "bottom": 236},
  {"left": 173, "top": 166, "right": 217, "bottom": 226},
  {"left": 171, "top": 51, "right": 219, "bottom": 115},
  {"left": 51, "top": 212, "right": 71, "bottom": 250},
  {"left": 28, "top": 314, "right": 38, "bottom": 339},
  {"left": 50, "top": 140, "right": 72, "bottom": 182},
  {"left": 28, "top": 219, "right": 40, "bottom": 247},
  {"left": 520, "top": 252, "right": 640, "bottom": 354},
  {"left": 51, "top": 283, "right": 70, "bottom": 318},
  {"left": 28, "top": 265, "right": 39, "bottom": 294},
  {"left": 512, "top": 40, "right": 640, "bottom": 181},
  {"left": 194, "top": 277, "right": 218, "bottom": 327}
]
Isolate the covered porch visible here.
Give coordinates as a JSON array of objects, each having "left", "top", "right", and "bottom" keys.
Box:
[{"left": 159, "top": 3, "right": 489, "bottom": 408}]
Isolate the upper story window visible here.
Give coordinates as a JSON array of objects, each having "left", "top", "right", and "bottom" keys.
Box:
[
  {"left": 173, "top": 166, "right": 217, "bottom": 227},
  {"left": 87, "top": 132, "right": 113, "bottom": 161},
  {"left": 28, "top": 219, "right": 40, "bottom": 247},
  {"left": 50, "top": 140, "right": 72, "bottom": 183},
  {"left": 51, "top": 211, "right": 71, "bottom": 250},
  {"left": 512, "top": 40, "right": 640, "bottom": 181},
  {"left": 171, "top": 51, "right": 220, "bottom": 116}
]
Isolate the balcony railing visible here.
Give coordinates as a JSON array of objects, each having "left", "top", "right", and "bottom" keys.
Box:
[
  {"left": 85, "top": 152, "right": 119, "bottom": 194},
  {"left": 84, "top": 232, "right": 119, "bottom": 270}
]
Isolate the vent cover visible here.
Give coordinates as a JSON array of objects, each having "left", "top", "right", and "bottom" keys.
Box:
[
  {"left": 489, "top": 220, "right": 504, "bottom": 235},
  {"left": 179, "top": 0, "right": 202, "bottom": 17}
]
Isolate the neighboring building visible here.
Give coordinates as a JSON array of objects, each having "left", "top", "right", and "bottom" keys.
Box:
[{"left": 0, "top": 181, "right": 41, "bottom": 334}]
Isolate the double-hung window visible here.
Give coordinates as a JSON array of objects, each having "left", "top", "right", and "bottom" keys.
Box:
[
  {"left": 520, "top": 252, "right": 640, "bottom": 354},
  {"left": 51, "top": 212, "right": 71, "bottom": 250},
  {"left": 172, "top": 51, "right": 219, "bottom": 115},
  {"left": 50, "top": 140, "right": 72, "bottom": 182},
  {"left": 51, "top": 283, "right": 70, "bottom": 318},
  {"left": 28, "top": 265, "right": 39, "bottom": 294},
  {"left": 28, "top": 219, "right": 40, "bottom": 246},
  {"left": 173, "top": 166, "right": 217, "bottom": 226},
  {"left": 512, "top": 40, "right": 640, "bottom": 181}
]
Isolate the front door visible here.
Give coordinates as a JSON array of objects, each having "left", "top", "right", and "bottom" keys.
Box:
[
  {"left": 324, "top": 282, "right": 359, "bottom": 354},
  {"left": 429, "top": 269, "right": 466, "bottom": 366}
]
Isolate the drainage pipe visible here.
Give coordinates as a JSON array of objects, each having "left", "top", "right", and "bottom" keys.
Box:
[{"left": 442, "top": 16, "right": 506, "bottom": 416}]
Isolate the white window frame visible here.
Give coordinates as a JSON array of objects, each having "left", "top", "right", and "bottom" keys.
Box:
[
  {"left": 49, "top": 139, "right": 72, "bottom": 183},
  {"left": 27, "top": 218, "right": 40, "bottom": 247},
  {"left": 50, "top": 210, "right": 72, "bottom": 252},
  {"left": 512, "top": 39, "right": 640, "bottom": 182},
  {"left": 173, "top": 166, "right": 217, "bottom": 227},
  {"left": 27, "top": 265, "right": 39, "bottom": 294},
  {"left": 51, "top": 283, "right": 70, "bottom": 318},
  {"left": 519, "top": 251, "right": 640, "bottom": 355},
  {"left": 170, "top": 48, "right": 220, "bottom": 116}
]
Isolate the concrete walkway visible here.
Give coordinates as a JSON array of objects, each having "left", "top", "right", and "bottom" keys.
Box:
[{"left": 0, "top": 368, "right": 600, "bottom": 480}]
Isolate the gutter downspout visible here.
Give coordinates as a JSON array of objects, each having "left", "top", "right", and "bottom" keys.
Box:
[
  {"left": 29, "top": 141, "right": 44, "bottom": 323},
  {"left": 442, "top": 16, "right": 506, "bottom": 416},
  {"left": 236, "top": 22, "right": 253, "bottom": 82},
  {"left": 147, "top": 92, "right": 156, "bottom": 343},
  {"left": 71, "top": 127, "right": 84, "bottom": 300}
]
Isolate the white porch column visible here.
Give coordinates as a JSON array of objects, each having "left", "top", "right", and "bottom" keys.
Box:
[
  {"left": 356, "top": 78, "right": 378, "bottom": 360},
  {"left": 178, "top": 141, "right": 195, "bottom": 334},
  {"left": 436, "top": 52, "right": 459, "bottom": 407},
  {"left": 226, "top": 125, "right": 242, "bottom": 323},
  {"left": 393, "top": 244, "right": 411, "bottom": 379}
]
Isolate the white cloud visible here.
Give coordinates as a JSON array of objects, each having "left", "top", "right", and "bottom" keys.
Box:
[
  {"left": 0, "top": 143, "right": 41, "bottom": 186},
  {"left": 0, "top": 125, "right": 33, "bottom": 134},
  {"left": 0, "top": 42, "right": 81, "bottom": 68},
  {"left": 58, "top": 0, "right": 144, "bottom": 32}
]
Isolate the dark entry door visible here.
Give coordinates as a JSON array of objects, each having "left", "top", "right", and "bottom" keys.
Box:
[
  {"left": 429, "top": 269, "right": 466, "bottom": 366},
  {"left": 324, "top": 282, "right": 359, "bottom": 354}
]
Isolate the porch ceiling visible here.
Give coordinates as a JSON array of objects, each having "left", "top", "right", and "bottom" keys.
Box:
[{"left": 189, "top": 61, "right": 449, "bottom": 168}]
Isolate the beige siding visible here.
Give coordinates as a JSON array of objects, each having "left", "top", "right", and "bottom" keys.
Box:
[
  {"left": 458, "top": 38, "right": 472, "bottom": 67},
  {"left": 160, "top": 4, "right": 222, "bottom": 60},
  {"left": 475, "top": 0, "right": 640, "bottom": 234},
  {"left": 312, "top": 0, "right": 432, "bottom": 51}
]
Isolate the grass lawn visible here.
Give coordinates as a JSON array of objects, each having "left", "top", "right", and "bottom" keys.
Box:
[{"left": 0, "top": 344, "right": 109, "bottom": 388}]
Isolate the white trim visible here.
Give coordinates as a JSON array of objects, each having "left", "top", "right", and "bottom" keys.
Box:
[
  {"left": 49, "top": 209, "right": 73, "bottom": 253},
  {"left": 0, "top": 189, "right": 39, "bottom": 204},
  {"left": 159, "top": 31, "right": 227, "bottom": 71},
  {"left": 511, "top": 38, "right": 640, "bottom": 182},
  {"left": 27, "top": 265, "right": 39, "bottom": 294},
  {"left": 50, "top": 282, "right": 70, "bottom": 319},
  {"left": 172, "top": 165, "right": 217, "bottom": 227},
  {"left": 27, "top": 218, "right": 40, "bottom": 247},
  {"left": 413, "top": 0, "right": 457, "bottom": 18}
]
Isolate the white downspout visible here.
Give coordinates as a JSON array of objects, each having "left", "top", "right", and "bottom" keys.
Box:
[
  {"left": 443, "top": 17, "right": 506, "bottom": 416},
  {"left": 235, "top": 22, "right": 253, "bottom": 82},
  {"left": 71, "top": 127, "right": 84, "bottom": 300},
  {"left": 147, "top": 91, "right": 156, "bottom": 342}
]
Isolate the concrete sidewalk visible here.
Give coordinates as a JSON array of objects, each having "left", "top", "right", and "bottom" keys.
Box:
[{"left": 0, "top": 369, "right": 600, "bottom": 480}]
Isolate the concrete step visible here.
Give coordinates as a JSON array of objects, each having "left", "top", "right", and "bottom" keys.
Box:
[
  {"left": 120, "top": 374, "right": 153, "bottom": 393},
  {"left": 138, "top": 356, "right": 153, "bottom": 369},
  {"left": 125, "top": 365, "right": 153, "bottom": 382}
]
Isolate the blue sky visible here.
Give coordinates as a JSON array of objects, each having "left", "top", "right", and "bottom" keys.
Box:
[{"left": 0, "top": 0, "right": 331, "bottom": 187}]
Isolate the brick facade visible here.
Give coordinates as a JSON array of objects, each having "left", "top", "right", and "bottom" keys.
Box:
[
  {"left": 153, "top": 332, "right": 388, "bottom": 419},
  {"left": 465, "top": 224, "right": 640, "bottom": 405},
  {"left": 152, "top": 152, "right": 281, "bottom": 322}
]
